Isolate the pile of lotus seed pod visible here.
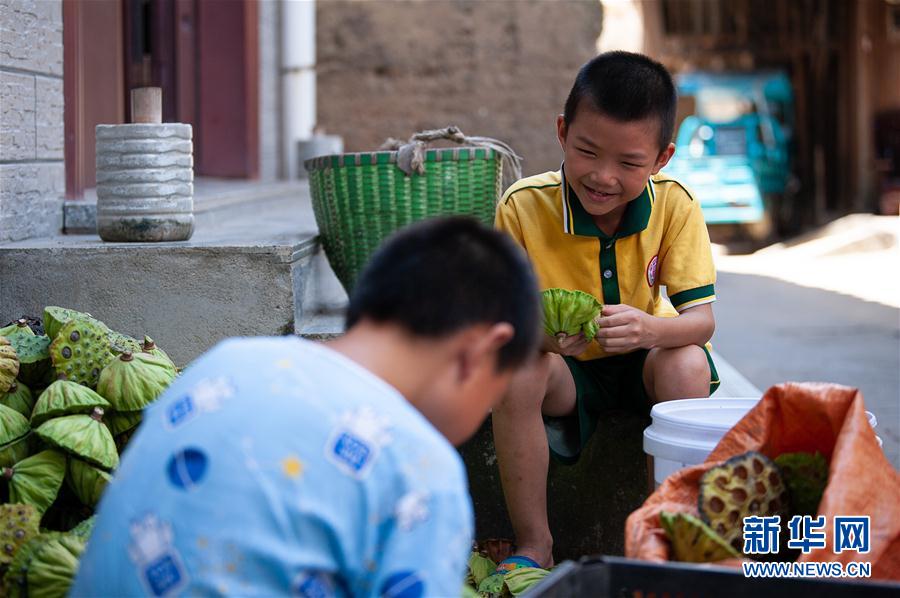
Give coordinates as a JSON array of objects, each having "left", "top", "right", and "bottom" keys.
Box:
[
  {"left": 660, "top": 450, "right": 829, "bottom": 564},
  {"left": 0, "top": 307, "right": 177, "bottom": 597}
]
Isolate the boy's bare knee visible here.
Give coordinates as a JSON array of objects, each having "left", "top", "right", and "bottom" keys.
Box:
[
  {"left": 675, "top": 346, "right": 711, "bottom": 396},
  {"left": 645, "top": 346, "right": 710, "bottom": 401},
  {"left": 676, "top": 346, "right": 709, "bottom": 378}
]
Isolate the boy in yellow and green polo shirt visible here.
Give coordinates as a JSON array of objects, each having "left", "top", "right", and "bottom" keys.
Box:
[{"left": 492, "top": 51, "right": 719, "bottom": 571}]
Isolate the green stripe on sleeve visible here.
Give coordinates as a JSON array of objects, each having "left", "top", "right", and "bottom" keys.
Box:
[{"left": 669, "top": 284, "right": 716, "bottom": 309}]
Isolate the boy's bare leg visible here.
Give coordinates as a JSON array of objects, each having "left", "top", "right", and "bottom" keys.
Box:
[
  {"left": 492, "top": 352, "right": 577, "bottom": 568},
  {"left": 643, "top": 345, "right": 711, "bottom": 404}
]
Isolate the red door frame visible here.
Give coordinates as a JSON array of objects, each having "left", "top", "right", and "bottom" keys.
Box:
[
  {"left": 195, "top": 0, "right": 259, "bottom": 178},
  {"left": 63, "top": 0, "right": 259, "bottom": 199}
]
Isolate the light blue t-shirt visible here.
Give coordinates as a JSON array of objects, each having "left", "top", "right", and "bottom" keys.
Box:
[{"left": 71, "top": 337, "right": 474, "bottom": 597}]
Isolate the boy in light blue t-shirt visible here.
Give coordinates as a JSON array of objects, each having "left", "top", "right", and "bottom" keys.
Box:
[{"left": 72, "top": 217, "right": 541, "bottom": 597}]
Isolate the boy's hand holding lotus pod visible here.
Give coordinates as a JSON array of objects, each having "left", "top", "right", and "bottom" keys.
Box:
[{"left": 541, "top": 288, "right": 603, "bottom": 342}]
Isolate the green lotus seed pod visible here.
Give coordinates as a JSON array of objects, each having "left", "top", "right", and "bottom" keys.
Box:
[
  {"left": 108, "top": 331, "right": 142, "bottom": 356},
  {"left": 0, "top": 437, "right": 32, "bottom": 471},
  {"left": 0, "top": 404, "right": 31, "bottom": 468},
  {"left": 661, "top": 511, "right": 741, "bottom": 563},
  {"left": 49, "top": 319, "right": 115, "bottom": 389},
  {"left": 140, "top": 336, "right": 177, "bottom": 372},
  {"left": 7, "top": 334, "right": 51, "bottom": 389},
  {"left": 97, "top": 351, "right": 176, "bottom": 412},
  {"left": 4, "top": 530, "right": 85, "bottom": 598},
  {"left": 0, "top": 504, "right": 40, "bottom": 568},
  {"left": 3, "top": 531, "right": 38, "bottom": 597},
  {"left": 42, "top": 307, "right": 96, "bottom": 342},
  {"left": 0, "top": 319, "right": 35, "bottom": 338},
  {"left": 1, "top": 318, "right": 44, "bottom": 337},
  {"left": 33, "top": 407, "right": 119, "bottom": 471},
  {"left": 105, "top": 410, "right": 143, "bottom": 437},
  {"left": 31, "top": 380, "right": 110, "bottom": 428},
  {"left": 67, "top": 458, "right": 112, "bottom": 508},
  {"left": 69, "top": 516, "right": 95, "bottom": 540},
  {"left": 1, "top": 381, "right": 35, "bottom": 419},
  {"left": 25, "top": 532, "right": 85, "bottom": 598},
  {"left": 775, "top": 451, "right": 829, "bottom": 517},
  {"left": 540, "top": 288, "right": 604, "bottom": 342},
  {"left": 3, "top": 450, "right": 66, "bottom": 515}
]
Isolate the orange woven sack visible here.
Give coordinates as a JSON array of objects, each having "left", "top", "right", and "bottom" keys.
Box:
[{"left": 625, "top": 382, "right": 900, "bottom": 581}]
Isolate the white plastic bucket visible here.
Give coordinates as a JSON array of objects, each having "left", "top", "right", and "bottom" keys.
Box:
[
  {"left": 643, "top": 398, "right": 759, "bottom": 487},
  {"left": 642, "top": 398, "right": 881, "bottom": 486}
]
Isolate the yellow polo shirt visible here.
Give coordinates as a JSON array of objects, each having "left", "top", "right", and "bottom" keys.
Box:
[{"left": 495, "top": 166, "right": 716, "bottom": 362}]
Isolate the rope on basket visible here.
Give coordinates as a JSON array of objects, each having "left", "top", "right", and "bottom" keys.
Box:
[{"left": 380, "top": 126, "right": 523, "bottom": 194}]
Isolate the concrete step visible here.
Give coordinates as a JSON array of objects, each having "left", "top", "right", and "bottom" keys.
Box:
[
  {"left": 1, "top": 180, "right": 348, "bottom": 367},
  {"left": 63, "top": 178, "right": 312, "bottom": 234}
]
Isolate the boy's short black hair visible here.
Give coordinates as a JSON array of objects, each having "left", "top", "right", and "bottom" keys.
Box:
[
  {"left": 345, "top": 217, "right": 541, "bottom": 370},
  {"left": 563, "top": 51, "right": 677, "bottom": 151}
]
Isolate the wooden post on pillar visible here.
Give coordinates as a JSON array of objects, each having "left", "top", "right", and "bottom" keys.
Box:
[{"left": 131, "top": 87, "right": 163, "bottom": 124}]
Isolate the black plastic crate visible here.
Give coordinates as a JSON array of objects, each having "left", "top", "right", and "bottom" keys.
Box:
[{"left": 526, "top": 556, "right": 900, "bottom": 598}]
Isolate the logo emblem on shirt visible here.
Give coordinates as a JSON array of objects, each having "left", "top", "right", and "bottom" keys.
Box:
[
  {"left": 325, "top": 407, "right": 393, "bottom": 479},
  {"left": 647, "top": 255, "right": 659, "bottom": 287},
  {"left": 164, "top": 377, "right": 235, "bottom": 429},
  {"left": 380, "top": 570, "right": 425, "bottom": 598},
  {"left": 128, "top": 513, "right": 189, "bottom": 597},
  {"left": 166, "top": 448, "right": 209, "bottom": 490},
  {"left": 395, "top": 491, "right": 431, "bottom": 531},
  {"left": 292, "top": 570, "right": 336, "bottom": 598}
]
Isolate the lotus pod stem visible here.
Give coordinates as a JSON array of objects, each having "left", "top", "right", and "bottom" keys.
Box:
[{"left": 140, "top": 336, "right": 176, "bottom": 369}]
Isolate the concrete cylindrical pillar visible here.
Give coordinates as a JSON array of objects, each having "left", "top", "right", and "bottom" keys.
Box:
[
  {"left": 95, "top": 123, "right": 194, "bottom": 242},
  {"left": 282, "top": 0, "right": 316, "bottom": 180}
]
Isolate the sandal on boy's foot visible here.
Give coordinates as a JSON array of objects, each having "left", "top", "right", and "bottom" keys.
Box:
[
  {"left": 494, "top": 555, "right": 543, "bottom": 574},
  {"left": 477, "top": 537, "right": 514, "bottom": 563}
]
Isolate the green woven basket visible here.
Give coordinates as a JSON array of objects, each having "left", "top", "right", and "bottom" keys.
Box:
[{"left": 305, "top": 146, "right": 503, "bottom": 293}]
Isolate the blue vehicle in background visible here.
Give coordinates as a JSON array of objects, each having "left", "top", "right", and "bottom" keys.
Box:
[{"left": 663, "top": 71, "right": 795, "bottom": 239}]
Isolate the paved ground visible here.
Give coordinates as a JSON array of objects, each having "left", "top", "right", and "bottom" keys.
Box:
[
  {"left": 715, "top": 214, "right": 899, "bottom": 309},
  {"left": 710, "top": 215, "right": 900, "bottom": 469}
]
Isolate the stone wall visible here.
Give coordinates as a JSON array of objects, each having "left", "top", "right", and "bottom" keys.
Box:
[
  {"left": 316, "top": 0, "right": 602, "bottom": 178},
  {"left": 0, "top": 0, "right": 64, "bottom": 242}
]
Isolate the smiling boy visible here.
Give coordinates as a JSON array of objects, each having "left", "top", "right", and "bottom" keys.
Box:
[{"left": 492, "top": 51, "right": 719, "bottom": 571}]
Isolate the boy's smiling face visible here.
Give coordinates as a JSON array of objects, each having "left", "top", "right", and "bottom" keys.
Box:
[{"left": 557, "top": 105, "right": 674, "bottom": 234}]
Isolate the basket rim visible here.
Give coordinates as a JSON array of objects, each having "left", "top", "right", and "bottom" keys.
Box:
[{"left": 303, "top": 146, "right": 498, "bottom": 171}]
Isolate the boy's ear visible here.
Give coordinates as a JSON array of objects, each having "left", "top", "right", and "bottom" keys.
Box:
[
  {"left": 556, "top": 114, "right": 568, "bottom": 149},
  {"left": 651, "top": 143, "right": 676, "bottom": 175},
  {"left": 457, "top": 322, "right": 515, "bottom": 383}
]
